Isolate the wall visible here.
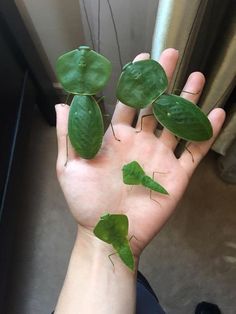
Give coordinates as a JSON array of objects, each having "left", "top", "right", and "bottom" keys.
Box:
[{"left": 15, "top": 0, "right": 85, "bottom": 82}]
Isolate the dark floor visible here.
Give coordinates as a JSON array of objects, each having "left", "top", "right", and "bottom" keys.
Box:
[{"left": 5, "top": 110, "right": 236, "bottom": 314}]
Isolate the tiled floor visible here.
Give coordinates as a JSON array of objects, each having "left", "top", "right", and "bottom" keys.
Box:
[{"left": 5, "top": 110, "right": 236, "bottom": 314}]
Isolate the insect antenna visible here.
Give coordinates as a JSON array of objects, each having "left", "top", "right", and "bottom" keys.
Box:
[
  {"left": 97, "top": 0, "right": 101, "bottom": 53},
  {"left": 136, "top": 114, "right": 154, "bottom": 133},
  {"left": 81, "top": 0, "right": 95, "bottom": 50},
  {"left": 106, "top": 0, "right": 123, "bottom": 71}
]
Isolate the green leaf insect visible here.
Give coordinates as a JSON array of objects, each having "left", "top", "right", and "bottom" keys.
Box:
[
  {"left": 56, "top": 45, "right": 112, "bottom": 95},
  {"left": 116, "top": 59, "right": 168, "bottom": 108},
  {"left": 116, "top": 59, "right": 213, "bottom": 142},
  {"left": 153, "top": 94, "right": 213, "bottom": 141},
  {"left": 93, "top": 213, "right": 135, "bottom": 271},
  {"left": 122, "top": 161, "right": 168, "bottom": 195},
  {"left": 68, "top": 95, "right": 104, "bottom": 159},
  {"left": 56, "top": 46, "right": 112, "bottom": 159}
]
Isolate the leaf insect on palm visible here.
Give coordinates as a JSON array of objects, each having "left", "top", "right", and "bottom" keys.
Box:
[
  {"left": 116, "top": 59, "right": 213, "bottom": 145},
  {"left": 122, "top": 160, "right": 169, "bottom": 204}
]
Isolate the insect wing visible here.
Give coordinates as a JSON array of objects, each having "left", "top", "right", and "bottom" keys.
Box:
[
  {"left": 114, "top": 240, "right": 135, "bottom": 271},
  {"left": 141, "top": 175, "right": 168, "bottom": 195},
  {"left": 93, "top": 214, "right": 129, "bottom": 244},
  {"left": 56, "top": 46, "right": 112, "bottom": 95},
  {"left": 109, "top": 214, "right": 129, "bottom": 238},
  {"left": 93, "top": 214, "right": 113, "bottom": 244},
  {"left": 116, "top": 59, "right": 168, "bottom": 108},
  {"left": 153, "top": 94, "right": 213, "bottom": 141},
  {"left": 68, "top": 95, "right": 104, "bottom": 159},
  {"left": 122, "top": 161, "right": 145, "bottom": 185}
]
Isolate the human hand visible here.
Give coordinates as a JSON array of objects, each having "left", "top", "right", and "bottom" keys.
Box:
[{"left": 55, "top": 49, "right": 225, "bottom": 260}]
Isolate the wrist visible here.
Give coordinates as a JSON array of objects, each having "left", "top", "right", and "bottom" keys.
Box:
[
  {"left": 55, "top": 225, "right": 138, "bottom": 314},
  {"left": 74, "top": 225, "right": 139, "bottom": 272}
]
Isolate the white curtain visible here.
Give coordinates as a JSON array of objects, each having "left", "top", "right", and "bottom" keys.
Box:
[{"left": 152, "top": 0, "right": 236, "bottom": 155}]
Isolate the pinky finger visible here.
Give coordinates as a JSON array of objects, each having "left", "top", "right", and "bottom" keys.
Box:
[{"left": 179, "top": 108, "right": 226, "bottom": 177}]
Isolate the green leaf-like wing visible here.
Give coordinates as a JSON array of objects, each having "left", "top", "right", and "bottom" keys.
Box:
[
  {"left": 114, "top": 240, "right": 135, "bottom": 271},
  {"left": 116, "top": 59, "right": 168, "bottom": 108},
  {"left": 122, "top": 161, "right": 145, "bottom": 185},
  {"left": 56, "top": 46, "right": 112, "bottom": 95},
  {"left": 93, "top": 214, "right": 128, "bottom": 244},
  {"left": 68, "top": 95, "right": 104, "bottom": 159},
  {"left": 153, "top": 94, "right": 213, "bottom": 141},
  {"left": 141, "top": 175, "right": 168, "bottom": 195}
]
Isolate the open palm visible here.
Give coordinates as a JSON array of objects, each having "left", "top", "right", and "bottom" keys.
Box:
[{"left": 55, "top": 49, "right": 225, "bottom": 258}]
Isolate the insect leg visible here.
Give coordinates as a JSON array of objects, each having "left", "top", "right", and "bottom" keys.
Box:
[
  {"left": 108, "top": 252, "right": 117, "bottom": 270},
  {"left": 149, "top": 171, "right": 168, "bottom": 206},
  {"left": 182, "top": 89, "right": 200, "bottom": 95},
  {"left": 129, "top": 235, "right": 139, "bottom": 242},
  {"left": 65, "top": 93, "right": 72, "bottom": 105},
  {"left": 149, "top": 189, "right": 161, "bottom": 207},
  {"left": 185, "top": 144, "right": 194, "bottom": 163},
  {"left": 136, "top": 114, "right": 154, "bottom": 133},
  {"left": 110, "top": 122, "right": 121, "bottom": 141},
  {"left": 97, "top": 95, "right": 105, "bottom": 104},
  {"left": 172, "top": 88, "right": 200, "bottom": 95}
]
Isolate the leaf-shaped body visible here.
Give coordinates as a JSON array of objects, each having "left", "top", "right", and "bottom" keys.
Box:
[
  {"left": 93, "top": 214, "right": 134, "bottom": 271},
  {"left": 153, "top": 94, "right": 213, "bottom": 141},
  {"left": 116, "top": 59, "right": 168, "bottom": 108},
  {"left": 122, "top": 161, "right": 168, "bottom": 195},
  {"left": 68, "top": 95, "right": 104, "bottom": 159},
  {"left": 122, "top": 160, "right": 145, "bottom": 185},
  {"left": 56, "top": 46, "right": 112, "bottom": 95},
  {"left": 141, "top": 175, "right": 168, "bottom": 195}
]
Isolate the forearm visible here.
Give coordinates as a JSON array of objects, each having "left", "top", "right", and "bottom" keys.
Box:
[{"left": 54, "top": 226, "right": 137, "bottom": 314}]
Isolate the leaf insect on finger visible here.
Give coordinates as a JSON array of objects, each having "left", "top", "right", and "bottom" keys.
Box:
[
  {"left": 116, "top": 60, "right": 168, "bottom": 108},
  {"left": 56, "top": 46, "right": 119, "bottom": 161},
  {"left": 122, "top": 161, "right": 169, "bottom": 202},
  {"left": 116, "top": 59, "right": 213, "bottom": 142},
  {"left": 93, "top": 213, "right": 135, "bottom": 271}
]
